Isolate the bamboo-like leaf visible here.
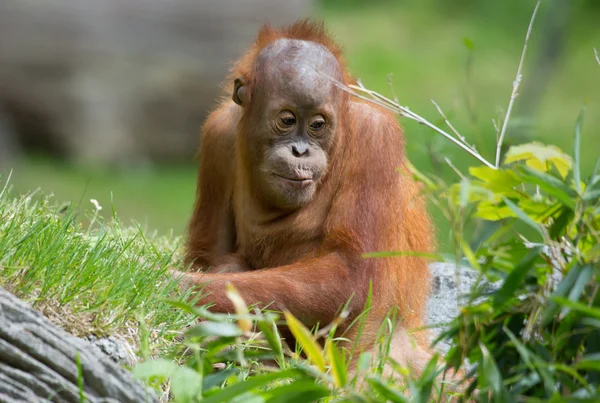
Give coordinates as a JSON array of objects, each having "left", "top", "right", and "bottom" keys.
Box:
[
  {"left": 284, "top": 311, "right": 326, "bottom": 372},
  {"left": 573, "top": 106, "right": 585, "bottom": 194},
  {"left": 200, "top": 369, "right": 302, "bottom": 403},
  {"left": 551, "top": 297, "right": 600, "bottom": 320},
  {"left": 517, "top": 165, "right": 575, "bottom": 209},
  {"left": 264, "top": 379, "right": 330, "bottom": 403},
  {"left": 460, "top": 239, "right": 481, "bottom": 271},
  {"left": 185, "top": 321, "right": 242, "bottom": 339},
  {"left": 226, "top": 283, "right": 252, "bottom": 333},
  {"left": 479, "top": 343, "right": 511, "bottom": 402},
  {"left": 325, "top": 340, "right": 347, "bottom": 388},
  {"left": 503, "top": 198, "right": 544, "bottom": 238},
  {"left": 367, "top": 377, "right": 408, "bottom": 403},
  {"left": 257, "top": 319, "right": 285, "bottom": 367},
  {"left": 494, "top": 246, "right": 541, "bottom": 307}
]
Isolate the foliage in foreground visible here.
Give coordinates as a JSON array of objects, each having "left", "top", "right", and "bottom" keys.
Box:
[
  {"left": 132, "top": 137, "right": 599, "bottom": 402},
  {"left": 429, "top": 135, "right": 600, "bottom": 400}
]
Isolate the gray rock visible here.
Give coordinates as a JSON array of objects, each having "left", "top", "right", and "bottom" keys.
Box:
[
  {"left": 426, "top": 262, "right": 484, "bottom": 353},
  {"left": 86, "top": 335, "right": 132, "bottom": 367},
  {"left": 0, "top": 287, "right": 157, "bottom": 403}
]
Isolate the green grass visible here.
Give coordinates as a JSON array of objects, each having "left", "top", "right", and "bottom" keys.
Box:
[{"left": 0, "top": 180, "right": 194, "bottom": 356}]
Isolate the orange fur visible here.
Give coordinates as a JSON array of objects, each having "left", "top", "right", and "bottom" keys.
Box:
[{"left": 181, "top": 20, "right": 434, "bottom": 371}]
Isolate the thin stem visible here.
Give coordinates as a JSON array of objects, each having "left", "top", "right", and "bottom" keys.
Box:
[
  {"left": 346, "top": 84, "right": 497, "bottom": 169},
  {"left": 495, "top": 0, "right": 543, "bottom": 167},
  {"left": 431, "top": 100, "right": 467, "bottom": 144},
  {"left": 595, "top": 48, "right": 600, "bottom": 65}
]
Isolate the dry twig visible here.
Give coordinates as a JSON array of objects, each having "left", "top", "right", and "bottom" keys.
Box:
[{"left": 495, "top": 0, "right": 543, "bottom": 167}]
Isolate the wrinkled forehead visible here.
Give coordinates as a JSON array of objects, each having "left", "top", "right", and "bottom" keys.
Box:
[{"left": 254, "top": 39, "right": 343, "bottom": 106}]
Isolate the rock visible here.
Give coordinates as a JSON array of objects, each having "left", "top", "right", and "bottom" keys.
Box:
[
  {"left": 426, "top": 262, "right": 484, "bottom": 353},
  {"left": 86, "top": 335, "right": 133, "bottom": 367},
  {"left": 0, "top": 287, "right": 157, "bottom": 403}
]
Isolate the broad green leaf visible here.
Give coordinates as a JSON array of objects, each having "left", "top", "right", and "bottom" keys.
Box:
[
  {"left": 474, "top": 201, "right": 517, "bottom": 221},
  {"left": 185, "top": 321, "right": 242, "bottom": 339},
  {"left": 326, "top": 340, "right": 347, "bottom": 388},
  {"left": 284, "top": 311, "right": 326, "bottom": 373},
  {"left": 171, "top": 366, "right": 203, "bottom": 403},
  {"left": 504, "top": 142, "right": 572, "bottom": 178},
  {"left": 367, "top": 377, "right": 408, "bottom": 403},
  {"left": 200, "top": 369, "right": 302, "bottom": 403},
  {"left": 469, "top": 166, "right": 521, "bottom": 197}
]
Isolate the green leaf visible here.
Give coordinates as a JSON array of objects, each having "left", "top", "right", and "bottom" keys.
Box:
[
  {"left": 549, "top": 207, "right": 573, "bottom": 239},
  {"left": 203, "top": 367, "right": 238, "bottom": 391},
  {"left": 583, "top": 188, "right": 600, "bottom": 202},
  {"left": 479, "top": 343, "right": 511, "bottom": 402},
  {"left": 185, "top": 321, "right": 242, "bottom": 339},
  {"left": 503, "top": 198, "right": 544, "bottom": 238},
  {"left": 264, "top": 379, "right": 330, "bottom": 403},
  {"left": 469, "top": 166, "right": 522, "bottom": 197},
  {"left": 326, "top": 340, "right": 347, "bottom": 388},
  {"left": 575, "top": 353, "right": 600, "bottom": 371},
  {"left": 517, "top": 165, "right": 575, "bottom": 209},
  {"left": 257, "top": 320, "right": 285, "bottom": 366},
  {"left": 493, "top": 246, "right": 541, "bottom": 307},
  {"left": 367, "top": 377, "right": 408, "bottom": 403},
  {"left": 542, "top": 263, "right": 584, "bottom": 326},
  {"left": 284, "top": 311, "right": 326, "bottom": 373},
  {"left": 504, "top": 142, "right": 572, "bottom": 178},
  {"left": 550, "top": 297, "right": 600, "bottom": 320},
  {"left": 200, "top": 369, "right": 303, "bottom": 403},
  {"left": 171, "top": 366, "right": 203, "bottom": 403},
  {"left": 567, "top": 264, "right": 593, "bottom": 303},
  {"left": 461, "top": 239, "right": 481, "bottom": 271},
  {"left": 134, "top": 358, "right": 179, "bottom": 380},
  {"left": 573, "top": 106, "right": 585, "bottom": 194}
]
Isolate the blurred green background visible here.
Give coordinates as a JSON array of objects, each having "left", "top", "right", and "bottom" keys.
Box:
[{"left": 3, "top": 0, "right": 599, "bottom": 252}]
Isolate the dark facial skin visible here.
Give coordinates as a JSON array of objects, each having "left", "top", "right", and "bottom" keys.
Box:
[{"left": 233, "top": 39, "right": 344, "bottom": 210}]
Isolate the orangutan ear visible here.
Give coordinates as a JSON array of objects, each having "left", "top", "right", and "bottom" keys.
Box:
[{"left": 232, "top": 78, "right": 247, "bottom": 106}]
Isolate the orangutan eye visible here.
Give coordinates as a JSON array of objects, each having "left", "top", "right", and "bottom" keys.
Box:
[
  {"left": 276, "top": 111, "right": 296, "bottom": 132},
  {"left": 308, "top": 115, "right": 326, "bottom": 134}
]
